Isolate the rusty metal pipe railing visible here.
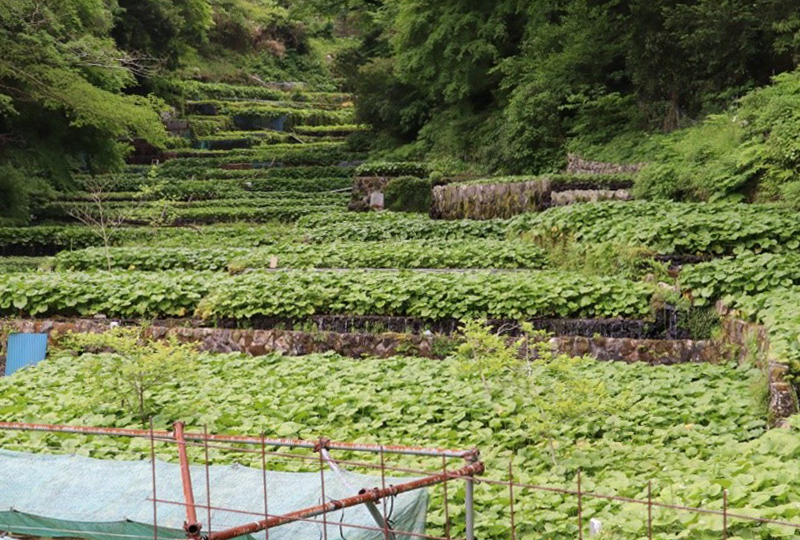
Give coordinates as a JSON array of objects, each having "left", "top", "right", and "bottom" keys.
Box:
[
  {"left": 0, "top": 422, "right": 474, "bottom": 459},
  {"left": 318, "top": 445, "right": 396, "bottom": 540},
  {"left": 174, "top": 422, "right": 202, "bottom": 539},
  {"left": 206, "top": 461, "right": 485, "bottom": 540}
]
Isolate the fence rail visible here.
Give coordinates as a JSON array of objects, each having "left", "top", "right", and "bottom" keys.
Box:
[{"left": 474, "top": 456, "right": 800, "bottom": 539}]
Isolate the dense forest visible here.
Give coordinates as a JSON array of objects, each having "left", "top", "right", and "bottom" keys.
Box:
[{"left": 3, "top": 0, "right": 800, "bottom": 222}]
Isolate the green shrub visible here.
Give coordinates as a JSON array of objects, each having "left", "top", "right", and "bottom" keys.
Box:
[
  {"left": 636, "top": 70, "right": 800, "bottom": 203},
  {"left": 385, "top": 177, "right": 433, "bottom": 213}
]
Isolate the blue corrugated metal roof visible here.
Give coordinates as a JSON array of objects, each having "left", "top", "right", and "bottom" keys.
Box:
[{"left": 5, "top": 333, "right": 48, "bottom": 376}]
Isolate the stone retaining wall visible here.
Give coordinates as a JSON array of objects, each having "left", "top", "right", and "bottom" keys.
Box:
[
  {"left": 719, "top": 317, "right": 797, "bottom": 426},
  {"left": 4, "top": 319, "right": 440, "bottom": 360},
  {"left": 3, "top": 319, "right": 719, "bottom": 365},
  {"left": 431, "top": 180, "right": 551, "bottom": 220},
  {"left": 430, "top": 180, "right": 633, "bottom": 220},
  {"left": 553, "top": 335, "right": 719, "bottom": 364},
  {"left": 349, "top": 176, "right": 390, "bottom": 211},
  {"left": 566, "top": 154, "right": 645, "bottom": 175}
]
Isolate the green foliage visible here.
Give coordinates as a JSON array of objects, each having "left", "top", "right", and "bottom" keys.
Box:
[
  {"left": 636, "top": 115, "right": 751, "bottom": 201},
  {"left": 55, "top": 241, "right": 549, "bottom": 272},
  {"left": 155, "top": 143, "right": 365, "bottom": 172},
  {"left": 0, "top": 168, "right": 56, "bottom": 225},
  {"left": 189, "top": 100, "right": 354, "bottom": 127},
  {"left": 734, "top": 289, "right": 800, "bottom": 380},
  {"left": 112, "top": 0, "right": 213, "bottom": 68},
  {"left": 679, "top": 307, "right": 721, "bottom": 341},
  {"left": 0, "top": 349, "right": 776, "bottom": 539},
  {"left": 0, "top": 269, "right": 654, "bottom": 321},
  {"left": 0, "top": 271, "right": 210, "bottom": 318},
  {"left": 779, "top": 181, "right": 800, "bottom": 209},
  {"left": 57, "top": 328, "right": 198, "bottom": 422},
  {"left": 384, "top": 177, "right": 432, "bottom": 213},
  {"left": 140, "top": 203, "right": 342, "bottom": 224},
  {"left": 205, "top": 0, "right": 292, "bottom": 55},
  {"left": 300, "top": 212, "right": 508, "bottom": 242},
  {"left": 508, "top": 201, "right": 800, "bottom": 256},
  {"left": 349, "top": 0, "right": 800, "bottom": 173},
  {"left": 0, "top": 0, "right": 168, "bottom": 191},
  {"left": 355, "top": 162, "right": 430, "bottom": 178},
  {"left": 182, "top": 165, "right": 355, "bottom": 180},
  {"left": 144, "top": 182, "right": 351, "bottom": 201},
  {"left": 295, "top": 124, "right": 365, "bottom": 135},
  {"left": 198, "top": 270, "right": 654, "bottom": 321},
  {"left": 0, "top": 226, "right": 128, "bottom": 254},
  {"left": 57, "top": 247, "right": 242, "bottom": 272},
  {"left": 48, "top": 193, "right": 349, "bottom": 225},
  {"left": 545, "top": 240, "right": 669, "bottom": 283},
  {"left": 350, "top": 56, "right": 429, "bottom": 142},
  {"left": 0, "top": 257, "right": 46, "bottom": 273},
  {"left": 169, "top": 80, "right": 286, "bottom": 101},
  {"left": 0, "top": 223, "right": 301, "bottom": 254},
  {"left": 458, "top": 173, "right": 635, "bottom": 188},
  {"left": 168, "top": 80, "right": 350, "bottom": 103},
  {"left": 451, "top": 320, "right": 520, "bottom": 388},
  {"left": 452, "top": 320, "right": 617, "bottom": 464},
  {"left": 637, "top": 70, "right": 800, "bottom": 202},
  {"left": 681, "top": 253, "right": 800, "bottom": 306}
]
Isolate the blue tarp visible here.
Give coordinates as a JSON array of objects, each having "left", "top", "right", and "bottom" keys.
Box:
[
  {"left": 0, "top": 450, "right": 428, "bottom": 540},
  {"left": 5, "top": 333, "right": 48, "bottom": 376}
]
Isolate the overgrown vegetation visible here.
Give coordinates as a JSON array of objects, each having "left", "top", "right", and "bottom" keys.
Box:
[
  {"left": 636, "top": 70, "right": 800, "bottom": 206},
  {"left": 340, "top": 0, "right": 800, "bottom": 175},
  {"left": 0, "top": 343, "right": 780, "bottom": 539},
  {"left": 56, "top": 328, "right": 198, "bottom": 423}
]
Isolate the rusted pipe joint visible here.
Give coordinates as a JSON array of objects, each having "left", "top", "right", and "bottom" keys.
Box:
[
  {"left": 184, "top": 521, "right": 203, "bottom": 538},
  {"left": 465, "top": 448, "right": 481, "bottom": 463},
  {"left": 313, "top": 437, "right": 331, "bottom": 453}
]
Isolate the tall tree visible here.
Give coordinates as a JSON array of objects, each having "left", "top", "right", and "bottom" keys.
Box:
[{"left": 0, "top": 0, "right": 167, "bottom": 222}]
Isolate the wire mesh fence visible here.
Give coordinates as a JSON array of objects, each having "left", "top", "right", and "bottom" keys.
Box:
[
  {"left": 0, "top": 421, "right": 480, "bottom": 540},
  {"left": 474, "top": 456, "right": 800, "bottom": 539}
]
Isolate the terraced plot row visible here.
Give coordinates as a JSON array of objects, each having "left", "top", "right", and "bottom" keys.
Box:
[{"left": 0, "top": 270, "right": 653, "bottom": 320}]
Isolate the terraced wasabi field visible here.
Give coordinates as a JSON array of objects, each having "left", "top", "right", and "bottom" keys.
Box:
[{"left": 3, "top": 79, "right": 800, "bottom": 539}]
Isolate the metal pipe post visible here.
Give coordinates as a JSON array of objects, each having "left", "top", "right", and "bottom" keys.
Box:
[
  {"left": 174, "top": 422, "right": 202, "bottom": 539},
  {"left": 465, "top": 476, "right": 475, "bottom": 540}
]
